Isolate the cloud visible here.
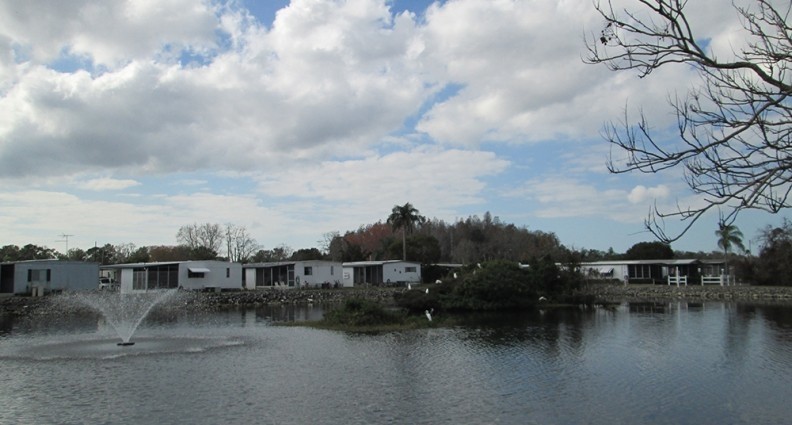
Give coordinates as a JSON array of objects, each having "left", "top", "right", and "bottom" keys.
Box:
[
  {"left": 79, "top": 177, "right": 141, "bottom": 191},
  {"left": 0, "top": 0, "right": 432, "bottom": 180},
  {"left": 256, "top": 146, "right": 509, "bottom": 215},
  {"left": 628, "top": 185, "right": 670, "bottom": 204},
  {"left": 0, "top": 0, "right": 766, "bottom": 253},
  {"left": 0, "top": 0, "right": 218, "bottom": 67}
]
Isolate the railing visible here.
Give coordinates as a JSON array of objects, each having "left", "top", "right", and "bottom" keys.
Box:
[
  {"left": 667, "top": 275, "right": 688, "bottom": 286},
  {"left": 701, "top": 275, "right": 730, "bottom": 286}
]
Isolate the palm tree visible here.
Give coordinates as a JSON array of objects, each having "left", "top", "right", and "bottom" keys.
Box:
[
  {"left": 387, "top": 203, "right": 426, "bottom": 261},
  {"left": 715, "top": 222, "right": 745, "bottom": 285},
  {"left": 716, "top": 222, "right": 745, "bottom": 256}
]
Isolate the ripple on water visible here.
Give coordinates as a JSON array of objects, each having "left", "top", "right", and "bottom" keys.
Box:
[{"left": 3, "top": 335, "right": 244, "bottom": 361}]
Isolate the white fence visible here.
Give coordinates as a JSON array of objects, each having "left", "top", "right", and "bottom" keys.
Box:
[
  {"left": 667, "top": 275, "right": 688, "bottom": 286},
  {"left": 700, "top": 275, "right": 734, "bottom": 286}
]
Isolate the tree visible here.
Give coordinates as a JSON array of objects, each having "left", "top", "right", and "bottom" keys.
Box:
[
  {"left": 176, "top": 223, "right": 224, "bottom": 254},
  {"left": 755, "top": 218, "right": 792, "bottom": 285},
  {"left": 387, "top": 234, "right": 442, "bottom": 264},
  {"left": 224, "top": 224, "right": 260, "bottom": 263},
  {"left": 127, "top": 246, "right": 151, "bottom": 263},
  {"left": 716, "top": 222, "right": 746, "bottom": 256},
  {"left": 17, "top": 244, "right": 57, "bottom": 260},
  {"left": 86, "top": 243, "right": 118, "bottom": 265},
  {"left": 64, "top": 248, "right": 87, "bottom": 262},
  {"left": 291, "top": 248, "right": 324, "bottom": 261},
  {"left": 624, "top": 241, "right": 674, "bottom": 260},
  {"left": 586, "top": 0, "right": 792, "bottom": 242},
  {"left": 387, "top": 203, "right": 426, "bottom": 261},
  {"left": 0, "top": 245, "right": 21, "bottom": 262},
  {"left": 148, "top": 245, "right": 191, "bottom": 262}
]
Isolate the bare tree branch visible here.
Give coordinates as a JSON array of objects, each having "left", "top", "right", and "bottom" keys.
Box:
[{"left": 586, "top": 0, "right": 792, "bottom": 242}]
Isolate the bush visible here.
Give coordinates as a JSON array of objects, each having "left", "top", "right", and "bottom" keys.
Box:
[
  {"left": 449, "top": 260, "right": 537, "bottom": 310},
  {"left": 394, "top": 259, "right": 584, "bottom": 311},
  {"left": 323, "top": 298, "right": 404, "bottom": 327}
]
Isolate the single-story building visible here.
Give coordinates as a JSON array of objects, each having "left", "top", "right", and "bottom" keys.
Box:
[
  {"left": 0, "top": 260, "right": 99, "bottom": 295},
  {"left": 242, "top": 260, "right": 345, "bottom": 289},
  {"left": 579, "top": 259, "right": 729, "bottom": 285},
  {"left": 342, "top": 260, "right": 422, "bottom": 287},
  {"left": 101, "top": 261, "right": 242, "bottom": 293}
]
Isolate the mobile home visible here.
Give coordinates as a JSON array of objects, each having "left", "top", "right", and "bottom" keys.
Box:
[
  {"left": 342, "top": 260, "right": 421, "bottom": 287},
  {"left": 243, "top": 261, "right": 344, "bottom": 289},
  {"left": 0, "top": 260, "right": 99, "bottom": 295},
  {"left": 102, "top": 261, "right": 242, "bottom": 293}
]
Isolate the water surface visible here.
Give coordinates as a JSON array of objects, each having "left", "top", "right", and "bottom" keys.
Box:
[{"left": 1, "top": 301, "right": 790, "bottom": 424}]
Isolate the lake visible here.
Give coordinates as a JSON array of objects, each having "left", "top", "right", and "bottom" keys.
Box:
[{"left": 1, "top": 301, "right": 790, "bottom": 424}]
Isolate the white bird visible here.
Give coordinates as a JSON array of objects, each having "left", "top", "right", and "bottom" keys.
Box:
[
  {"left": 425, "top": 288, "right": 429, "bottom": 294},
  {"left": 425, "top": 308, "right": 434, "bottom": 321},
  {"left": 408, "top": 283, "right": 412, "bottom": 290},
  {"left": 435, "top": 279, "right": 442, "bottom": 284},
  {"left": 453, "top": 272, "right": 458, "bottom": 279},
  {"left": 477, "top": 263, "right": 482, "bottom": 269},
  {"left": 538, "top": 296, "right": 547, "bottom": 302}
]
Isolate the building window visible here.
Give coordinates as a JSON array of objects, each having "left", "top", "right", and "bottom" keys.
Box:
[
  {"left": 226, "top": 268, "right": 230, "bottom": 278},
  {"left": 133, "top": 268, "right": 147, "bottom": 290},
  {"left": 330, "top": 266, "right": 334, "bottom": 275},
  {"left": 405, "top": 267, "right": 416, "bottom": 273},
  {"left": 628, "top": 264, "right": 652, "bottom": 279},
  {"left": 188, "top": 270, "right": 206, "bottom": 278},
  {"left": 27, "top": 269, "right": 50, "bottom": 282},
  {"left": 304, "top": 267, "right": 313, "bottom": 276}
]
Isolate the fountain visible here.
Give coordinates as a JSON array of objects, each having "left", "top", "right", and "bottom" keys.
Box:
[{"left": 69, "top": 289, "right": 179, "bottom": 346}]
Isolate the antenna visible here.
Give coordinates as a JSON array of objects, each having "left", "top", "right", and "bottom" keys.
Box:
[{"left": 57, "top": 234, "right": 75, "bottom": 252}]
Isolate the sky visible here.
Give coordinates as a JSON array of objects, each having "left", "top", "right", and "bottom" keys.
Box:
[{"left": 0, "top": 0, "right": 788, "bottom": 256}]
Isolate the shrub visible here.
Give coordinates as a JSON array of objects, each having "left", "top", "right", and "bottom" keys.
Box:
[
  {"left": 323, "top": 298, "right": 404, "bottom": 327},
  {"left": 449, "top": 260, "right": 537, "bottom": 310}
]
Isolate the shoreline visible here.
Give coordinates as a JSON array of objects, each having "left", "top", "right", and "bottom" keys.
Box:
[
  {"left": 578, "top": 283, "right": 792, "bottom": 304},
  {"left": 3, "top": 284, "right": 792, "bottom": 318}
]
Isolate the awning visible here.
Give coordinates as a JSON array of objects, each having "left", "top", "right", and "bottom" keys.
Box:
[
  {"left": 597, "top": 267, "right": 614, "bottom": 274},
  {"left": 188, "top": 267, "right": 211, "bottom": 273}
]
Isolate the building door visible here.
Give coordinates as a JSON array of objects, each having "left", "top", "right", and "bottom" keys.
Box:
[{"left": 1, "top": 264, "right": 14, "bottom": 293}]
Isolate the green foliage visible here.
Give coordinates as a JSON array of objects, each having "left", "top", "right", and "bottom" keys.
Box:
[
  {"left": 450, "top": 260, "right": 536, "bottom": 310},
  {"left": 387, "top": 202, "right": 427, "bottom": 261},
  {"left": 716, "top": 223, "right": 745, "bottom": 255},
  {"left": 323, "top": 298, "right": 405, "bottom": 327},
  {"left": 393, "top": 281, "right": 454, "bottom": 312},
  {"left": 290, "top": 248, "right": 325, "bottom": 261},
  {"left": 387, "top": 234, "right": 441, "bottom": 264},
  {"left": 395, "top": 259, "right": 584, "bottom": 311},
  {"left": 755, "top": 219, "right": 792, "bottom": 286},
  {"left": 624, "top": 241, "right": 674, "bottom": 260},
  {"left": 0, "top": 244, "right": 58, "bottom": 261}
]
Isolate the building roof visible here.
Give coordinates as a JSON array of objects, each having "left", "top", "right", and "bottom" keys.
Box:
[
  {"left": 343, "top": 260, "right": 421, "bottom": 267},
  {"left": 101, "top": 260, "right": 234, "bottom": 269},
  {"left": 580, "top": 258, "right": 725, "bottom": 266},
  {"left": 243, "top": 260, "right": 341, "bottom": 268}
]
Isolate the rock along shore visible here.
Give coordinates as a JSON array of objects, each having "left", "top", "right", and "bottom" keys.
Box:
[
  {"left": 578, "top": 283, "right": 792, "bottom": 304},
  {"left": 3, "top": 284, "right": 792, "bottom": 318},
  {"left": 0, "top": 287, "right": 403, "bottom": 318}
]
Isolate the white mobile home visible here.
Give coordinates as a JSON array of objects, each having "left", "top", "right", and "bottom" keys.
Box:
[
  {"left": 102, "top": 261, "right": 242, "bottom": 293},
  {"left": 342, "top": 260, "right": 421, "bottom": 287},
  {"left": 580, "top": 259, "right": 729, "bottom": 285},
  {"left": 0, "top": 260, "right": 99, "bottom": 295},
  {"left": 243, "top": 261, "right": 344, "bottom": 289}
]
